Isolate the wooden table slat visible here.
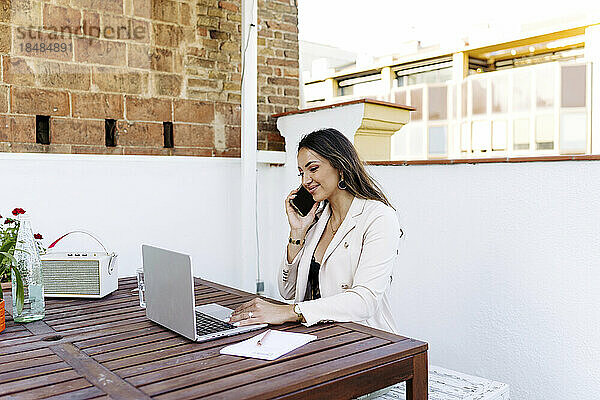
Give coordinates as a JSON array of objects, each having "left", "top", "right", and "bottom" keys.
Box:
[
  {"left": 114, "top": 324, "right": 348, "bottom": 380},
  {"left": 47, "top": 293, "right": 254, "bottom": 332},
  {"left": 2, "top": 378, "right": 94, "bottom": 400},
  {"left": 43, "top": 284, "right": 218, "bottom": 318},
  {"left": 73, "top": 324, "right": 166, "bottom": 350},
  {"left": 50, "top": 309, "right": 148, "bottom": 331},
  {"left": 0, "top": 347, "right": 54, "bottom": 364},
  {"left": 201, "top": 343, "right": 425, "bottom": 400},
  {"left": 93, "top": 337, "right": 189, "bottom": 363},
  {"left": 1, "top": 324, "right": 27, "bottom": 333},
  {"left": 149, "top": 336, "right": 390, "bottom": 399},
  {"left": 42, "top": 385, "right": 106, "bottom": 400},
  {"left": 83, "top": 331, "right": 178, "bottom": 356},
  {"left": 102, "top": 323, "right": 339, "bottom": 371},
  {"left": 128, "top": 327, "right": 368, "bottom": 389},
  {"left": 51, "top": 315, "right": 149, "bottom": 334},
  {"left": 0, "top": 370, "right": 81, "bottom": 396},
  {"left": 0, "top": 277, "right": 428, "bottom": 400},
  {"left": 43, "top": 297, "right": 141, "bottom": 320},
  {"left": 0, "top": 329, "right": 34, "bottom": 341},
  {"left": 95, "top": 322, "right": 332, "bottom": 365},
  {"left": 0, "top": 321, "right": 159, "bottom": 356},
  {"left": 43, "top": 282, "right": 214, "bottom": 313},
  {"left": 276, "top": 354, "right": 414, "bottom": 400},
  {"left": 1, "top": 354, "right": 64, "bottom": 373},
  {"left": 44, "top": 290, "right": 135, "bottom": 310},
  {"left": 47, "top": 304, "right": 146, "bottom": 326},
  {"left": 0, "top": 361, "right": 71, "bottom": 385},
  {"left": 0, "top": 334, "right": 41, "bottom": 350}
]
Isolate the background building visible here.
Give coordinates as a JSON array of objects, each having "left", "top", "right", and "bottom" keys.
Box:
[{"left": 303, "top": 20, "right": 600, "bottom": 161}]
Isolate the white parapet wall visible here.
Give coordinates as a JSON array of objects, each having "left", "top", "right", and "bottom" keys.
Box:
[
  {"left": 3, "top": 151, "right": 600, "bottom": 399},
  {"left": 367, "top": 160, "right": 600, "bottom": 400},
  {"left": 0, "top": 153, "right": 250, "bottom": 291},
  {"left": 254, "top": 149, "right": 600, "bottom": 399}
]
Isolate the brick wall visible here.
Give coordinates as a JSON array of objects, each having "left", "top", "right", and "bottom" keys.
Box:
[
  {"left": 0, "top": 0, "right": 298, "bottom": 156},
  {"left": 257, "top": 0, "right": 298, "bottom": 151}
]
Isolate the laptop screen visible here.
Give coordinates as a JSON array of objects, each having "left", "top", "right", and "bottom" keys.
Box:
[{"left": 142, "top": 245, "right": 197, "bottom": 340}]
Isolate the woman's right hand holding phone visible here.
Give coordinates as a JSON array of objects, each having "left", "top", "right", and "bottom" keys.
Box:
[{"left": 285, "top": 188, "right": 319, "bottom": 240}]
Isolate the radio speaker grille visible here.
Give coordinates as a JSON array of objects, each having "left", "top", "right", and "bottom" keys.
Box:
[{"left": 42, "top": 260, "right": 101, "bottom": 295}]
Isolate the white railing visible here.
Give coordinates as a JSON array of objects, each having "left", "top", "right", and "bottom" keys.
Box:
[{"left": 390, "top": 61, "right": 592, "bottom": 160}]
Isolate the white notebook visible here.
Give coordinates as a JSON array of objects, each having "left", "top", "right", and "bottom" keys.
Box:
[{"left": 220, "top": 329, "right": 317, "bottom": 361}]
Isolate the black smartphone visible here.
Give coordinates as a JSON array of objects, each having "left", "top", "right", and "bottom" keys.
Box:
[{"left": 289, "top": 185, "right": 316, "bottom": 217}]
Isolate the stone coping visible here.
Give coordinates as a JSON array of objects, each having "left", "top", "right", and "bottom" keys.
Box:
[
  {"left": 367, "top": 155, "right": 600, "bottom": 166},
  {"left": 272, "top": 98, "right": 415, "bottom": 118}
]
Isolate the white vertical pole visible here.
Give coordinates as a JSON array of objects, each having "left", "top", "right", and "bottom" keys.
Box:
[
  {"left": 452, "top": 52, "right": 468, "bottom": 158},
  {"left": 241, "top": 0, "right": 258, "bottom": 293}
]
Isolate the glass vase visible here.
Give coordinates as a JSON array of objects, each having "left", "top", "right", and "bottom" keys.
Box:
[{"left": 12, "top": 215, "right": 45, "bottom": 322}]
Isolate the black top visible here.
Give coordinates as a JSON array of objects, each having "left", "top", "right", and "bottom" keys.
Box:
[{"left": 304, "top": 255, "right": 321, "bottom": 301}]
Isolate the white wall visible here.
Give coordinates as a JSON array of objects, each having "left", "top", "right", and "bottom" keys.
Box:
[
  {"left": 369, "top": 161, "right": 600, "bottom": 400},
  {"left": 0, "top": 153, "right": 248, "bottom": 291},
  {"left": 3, "top": 152, "right": 600, "bottom": 399},
  {"left": 255, "top": 155, "right": 600, "bottom": 399}
]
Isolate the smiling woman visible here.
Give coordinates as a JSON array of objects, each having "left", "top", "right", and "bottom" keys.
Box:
[{"left": 230, "top": 128, "right": 402, "bottom": 334}]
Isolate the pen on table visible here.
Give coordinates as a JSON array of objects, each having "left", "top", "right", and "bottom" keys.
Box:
[{"left": 257, "top": 329, "right": 272, "bottom": 346}]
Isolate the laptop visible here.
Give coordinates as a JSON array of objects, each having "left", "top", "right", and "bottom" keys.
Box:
[{"left": 141, "top": 245, "right": 267, "bottom": 342}]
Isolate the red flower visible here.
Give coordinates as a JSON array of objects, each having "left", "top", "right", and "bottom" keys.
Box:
[
  {"left": 34, "top": 233, "right": 43, "bottom": 239},
  {"left": 4, "top": 218, "right": 13, "bottom": 224},
  {"left": 11, "top": 208, "right": 25, "bottom": 216}
]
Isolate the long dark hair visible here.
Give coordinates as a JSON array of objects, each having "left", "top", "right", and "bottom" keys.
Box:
[{"left": 298, "top": 128, "right": 393, "bottom": 208}]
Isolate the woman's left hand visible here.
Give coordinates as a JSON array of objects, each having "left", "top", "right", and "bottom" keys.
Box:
[{"left": 229, "top": 297, "right": 297, "bottom": 326}]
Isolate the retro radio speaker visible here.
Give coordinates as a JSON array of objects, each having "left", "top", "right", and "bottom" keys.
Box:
[{"left": 41, "top": 231, "right": 118, "bottom": 298}]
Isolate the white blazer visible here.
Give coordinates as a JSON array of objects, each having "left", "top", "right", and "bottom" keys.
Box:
[{"left": 279, "top": 197, "right": 401, "bottom": 334}]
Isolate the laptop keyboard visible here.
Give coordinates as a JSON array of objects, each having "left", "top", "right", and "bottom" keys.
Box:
[{"left": 195, "top": 311, "right": 236, "bottom": 336}]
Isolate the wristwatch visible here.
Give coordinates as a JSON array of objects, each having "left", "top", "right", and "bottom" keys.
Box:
[{"left": 293, "top": 304, "right": 304, "bottom": 323}]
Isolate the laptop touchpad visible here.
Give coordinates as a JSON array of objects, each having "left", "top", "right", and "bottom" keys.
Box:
[{"left": 196, "top": 304, "right": 233, "bottom": 321}]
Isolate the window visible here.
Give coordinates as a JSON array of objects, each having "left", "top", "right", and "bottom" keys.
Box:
[
  {"left": 535, "top": 115, "right": 554, "bottom": 150},
  {"left": 491, "top": 76, "right": 508, "bottom": 113},
  {"left": 536, "top": 64, "right": 554, "bottom": 109},
  {"left": 559, "top": 112, "right": 587, "bottom": 153},
  {"left": 561, "top": 64, "right": 586, "bottom": 108},
  {"left": 513, "top": 70, "right": 531, "bottom": 112},
  {"left": 492, "top": 120, "right": 507, "bottom": 151},
  {"left": 428, "top": 86, "right": 447, "bottom": 120},
  {"left": 338, "top": 74, "right": 381, "bottom": 98},
  {"left": 472, "top": 121, "right": 491, "bottom": 151},
  {"left": 428, "top": 126, "right": 447, "bottom": 156},
  {"left": 461, "top": 81, "right": 468, "bottom": 118},
  {"left": 403, "top": 68, "right": 452, "bottom": 86},
  {"left": 410, "top": 88, "right": 423, "bottom": 121},
  {"left": 394, "top": 90, "right": 406, "bottom": 105},
  {"left": 460, "top": 122, "right": 470, "bottom": 152},
  {"left": 557, "top": 64, "right": 588, "bottom": 154},
  {"left": 409, "top": 125, "right": 424, "bottom": 156},
  {"left": 513, "top": 119, "right": 530, "bottom": 150},
  {"left": 471, "top": 80, "right": 487, "bottom": 115}
]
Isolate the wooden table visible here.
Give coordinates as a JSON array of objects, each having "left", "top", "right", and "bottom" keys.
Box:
[{"left": 0, "top": 277, "right": 428, "bottom": 399}]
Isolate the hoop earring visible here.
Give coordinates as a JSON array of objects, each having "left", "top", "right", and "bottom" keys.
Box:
[{"left": 338, "top": 179, "right": 347, "bottom": 190}]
